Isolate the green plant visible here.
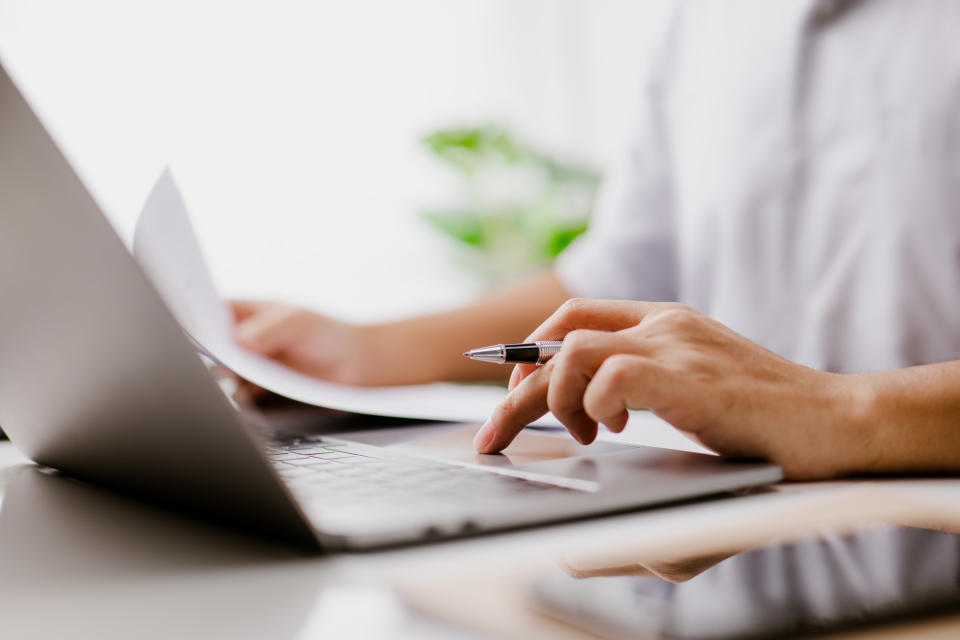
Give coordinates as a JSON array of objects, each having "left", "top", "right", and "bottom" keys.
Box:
[{"left": 420, "top": 125, "right": 599, "bottom": 281}]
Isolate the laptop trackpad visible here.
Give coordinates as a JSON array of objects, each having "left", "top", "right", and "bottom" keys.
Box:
[
  {"left": 386, "top": 425, "right": 634, "bottom": 471},
  {"left": 379, "top": 425, "right": 732, "bottom": 491}
]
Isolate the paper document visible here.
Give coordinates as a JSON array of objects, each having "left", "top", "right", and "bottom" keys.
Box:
[
  {"left": 132, "top": 170, "right": 710, "bottom": 453},
  {"left": 133, "top": 170, "right": 543, "bottom": 424}
]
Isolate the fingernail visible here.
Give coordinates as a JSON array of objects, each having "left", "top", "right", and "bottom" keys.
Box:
[{"left": 474, "top": 421, "right": 496, "bottom": 453}]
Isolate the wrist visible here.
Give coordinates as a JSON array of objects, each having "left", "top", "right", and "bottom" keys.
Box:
[
  {"left": 829, "top": 372, "right": 886, "bottom": 476},
  {"left": 317, "top": 321, "right": 379, "bottom": 386},
  {"left": 355, "top": 321, "right": 447, "bottom": 386}
]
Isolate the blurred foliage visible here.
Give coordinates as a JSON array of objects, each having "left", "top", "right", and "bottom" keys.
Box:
[{"left": 420, "top": 125, "right": 599, "bottom": 281}]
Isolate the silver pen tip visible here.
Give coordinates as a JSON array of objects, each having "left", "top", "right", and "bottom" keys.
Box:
[{"left": 462, "top": 344, "right": 506, "bottom": 363}]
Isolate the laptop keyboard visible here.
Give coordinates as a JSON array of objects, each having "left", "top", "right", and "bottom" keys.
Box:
[{"left": 266, "top": 437, "right": 577, "bottom": 510}]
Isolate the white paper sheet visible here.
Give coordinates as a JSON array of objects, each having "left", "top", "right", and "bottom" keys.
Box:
[
  {"left": 132, "top": 170, "right": 710, "bottom": 452},
  {"left": 132, "top": 169, "right": 533, "bottom": 424}
]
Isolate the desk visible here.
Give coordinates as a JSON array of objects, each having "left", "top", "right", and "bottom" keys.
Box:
[{"left": 2, "top": 439, "right": 960, "bottom": 639}]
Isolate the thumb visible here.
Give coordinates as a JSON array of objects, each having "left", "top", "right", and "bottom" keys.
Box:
[{"left": 235, "top": 305, "right": 304, "bottom": 357}]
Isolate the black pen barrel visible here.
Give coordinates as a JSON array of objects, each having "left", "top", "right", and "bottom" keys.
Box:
[{"left": 503, "top": 343, "right": 542, "bottom": 363}]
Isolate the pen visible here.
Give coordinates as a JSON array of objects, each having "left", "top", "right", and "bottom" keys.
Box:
[{"left": 462, "top": 341, "right": 563, "bottom": 365}]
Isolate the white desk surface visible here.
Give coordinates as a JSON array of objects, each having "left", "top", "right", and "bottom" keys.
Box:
[{"left": 2, "top": 436, "right": 960, "bottom": 640}]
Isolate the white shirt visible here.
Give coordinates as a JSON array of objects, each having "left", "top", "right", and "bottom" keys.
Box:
[{"left": 556, "top": 0, "right": 960, "bottom": 374}]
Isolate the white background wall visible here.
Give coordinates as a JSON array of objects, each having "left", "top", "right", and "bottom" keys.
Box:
[{"left": 0, "top": 0, "right": 672, "bottom": 321}]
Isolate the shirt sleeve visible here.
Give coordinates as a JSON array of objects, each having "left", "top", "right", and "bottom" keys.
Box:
[{"left": 554, "top": 14, "right": 678, "bottom": 303}]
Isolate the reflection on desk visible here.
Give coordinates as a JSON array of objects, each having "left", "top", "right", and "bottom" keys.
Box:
[
  {"left": 0, "top": 467, "right": 459, "bottom": 640},
  {"left": 533, "top": 525, "right": 960, "bottom": 638},
  {"left": 0, "top": 467, "right": 313, "bottom": 637}
]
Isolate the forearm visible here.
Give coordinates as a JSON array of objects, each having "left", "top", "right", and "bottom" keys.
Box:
[
  {"left": 848, "top": 362, "right": 960, "bottom": 474},
  {"left": 363, "top": 270, "right": 570, "bottom": 384}
]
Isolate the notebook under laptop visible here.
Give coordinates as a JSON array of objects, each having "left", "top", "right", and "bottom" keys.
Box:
[{"left": 0, "top": 58, "right": 782, "bottom": 550}]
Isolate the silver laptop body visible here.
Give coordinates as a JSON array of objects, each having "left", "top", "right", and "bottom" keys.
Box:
[{"left": 0, "top": 59, "right": 782, "bottom": 550}]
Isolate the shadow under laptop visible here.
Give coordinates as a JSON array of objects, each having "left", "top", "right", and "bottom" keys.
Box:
[{"left": 0, "top": 466, "right": 322, "bottom": 639}]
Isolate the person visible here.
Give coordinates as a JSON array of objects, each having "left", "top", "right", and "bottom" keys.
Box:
[{"left": 232, "top": 0, "right": 960, "bottom": 480}]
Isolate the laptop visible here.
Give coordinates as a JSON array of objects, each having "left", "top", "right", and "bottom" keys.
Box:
[{"left": 0, "top": 58, "right": 782, "bottom": 551}]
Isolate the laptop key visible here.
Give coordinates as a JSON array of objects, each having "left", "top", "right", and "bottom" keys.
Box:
[
  {"left": 267, "top": 452, "right": 312, "bottom": 462},
  {"left": 270, "top": 445, "right": 580, "bottom": 508}
]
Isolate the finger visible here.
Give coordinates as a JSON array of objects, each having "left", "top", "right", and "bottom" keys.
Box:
[
  {"left": 583, "top": 354, "right": 658, "bottom": 432},
  {"left": 232, "top": 379, "right": 269, "bottom": 406},
  {"left": 548, "top": 330, "right": 648, "bottom": 441},
  {"left": 237, "top": 379, "right": 269, "bottom": 399},
  {"left": 640, "top": 552, "right": 736, "bottom": 583},
  {"left": 234, "top": 305, "right": 307, "bottom": 356},
  {"left": 508, "top": 363, "right": 534, "bottom": 391},
  {"left": 561, "top": 561, "right": 656, "bottom": 580},
  {"left": 509, "top": 299, "right": 673, "bottom": 390},
  {"left": 525, "top": 298, "right": 670, "bottom": 343},
  {"left": 230, "top": 299, "right": 270, "bottom": 323},
  {"left": 474, "top": 363, "right": 553, "bottom": 453}
]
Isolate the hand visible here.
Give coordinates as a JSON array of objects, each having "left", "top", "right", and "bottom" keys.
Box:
[
  {"left": 473, "top": 299, "right": 866, "bottom": 479},
  {"left": 231, "top": 301, "right": 377, "bottom": 386},
  {"left": 562, "top": 550, "right": 736, "bottom": 583}
]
